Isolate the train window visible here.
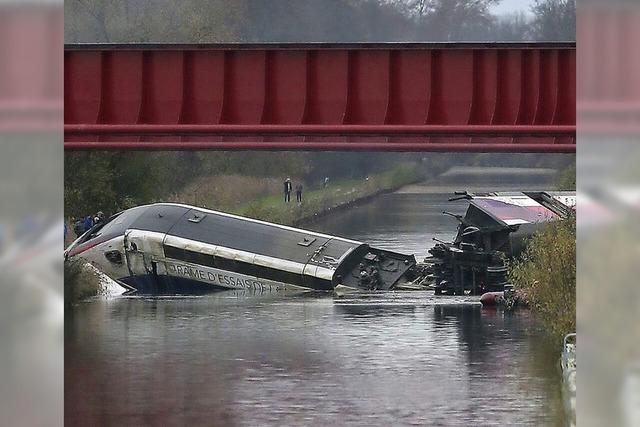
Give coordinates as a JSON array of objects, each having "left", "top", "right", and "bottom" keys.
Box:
[
  {"left": 77, "top": 221, "right": 109, "bottom": 244},
  {"left": 163, "top": 243, "right": 307, "bottom": 287},
  {"left": 164, "top": 245, "right": 216, "bottom": 268},
  {"left": 78, "top": 206, "right": 147, "bottom": 244},
  {"left": 104, "top": 250, "right": 123, "bottom": 264},
  {"left": 214, "top": 257, "right": 240, "bottom": 271}
]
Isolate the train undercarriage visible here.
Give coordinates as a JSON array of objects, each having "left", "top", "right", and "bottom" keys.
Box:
[{"left": 421, "top": 190, "right": 575, "bottom": 296}]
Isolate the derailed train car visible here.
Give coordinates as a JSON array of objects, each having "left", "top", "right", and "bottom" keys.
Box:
[
  {"left": 65, "top": 203, "right": 416, "bottom": 294},
  {"left": 427, "top": 191, "right": 575, "bottom": 295}
]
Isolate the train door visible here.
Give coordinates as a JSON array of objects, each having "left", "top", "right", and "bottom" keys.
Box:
[{"left": 123, "top": 229, "right": 166, "bottom": 291}]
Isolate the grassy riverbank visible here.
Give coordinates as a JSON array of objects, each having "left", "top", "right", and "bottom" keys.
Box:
[
  {"left": 228, "top": 163, "right": 425, "bottom": 225},
  {"left": 509, "top": 218, "right": 576, "bottom": 342},
  {"left": 168, "top": 162, "right": 426, "bottom": 226}
]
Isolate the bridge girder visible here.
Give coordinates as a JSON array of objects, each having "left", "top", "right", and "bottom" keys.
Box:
[{"left": 64, "top": 43, "right": 576, "bottom": 152}]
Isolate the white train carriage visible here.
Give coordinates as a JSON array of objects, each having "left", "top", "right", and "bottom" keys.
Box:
[{"left": 65, "top": 203, "right": 416, "bottom": 294}]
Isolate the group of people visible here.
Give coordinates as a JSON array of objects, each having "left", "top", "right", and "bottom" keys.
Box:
[
  {"left": 283, "top": 177, "right": 303, "bottom": 203},
  {"left": 71, "top": 211, "right": 106, "bottom": 238},
  {"left": 283, "top": 176, "right": 329, "bottom": 204}
]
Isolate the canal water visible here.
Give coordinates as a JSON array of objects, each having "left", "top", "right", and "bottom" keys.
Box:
[{"left": 65, "top": 186, "right": 565, "bottom": 426}]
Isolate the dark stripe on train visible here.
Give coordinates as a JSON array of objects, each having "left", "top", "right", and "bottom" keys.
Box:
[
  {"left": 163, "top": 245, "right": 333, "bottom": 290},
  {"left": 121, "top": 274, "right": 246, "bottom": 294}
]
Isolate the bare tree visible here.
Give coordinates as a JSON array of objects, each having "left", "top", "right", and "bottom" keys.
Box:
[
  {"left": 389, "top": 0, "right": 499, "bottom": 41},
  {"left": 64, "top": 0, "right": 246, "bottom": 43},
  {"left": 530, "top": 0, "right": 576, "bottom": 41},
  {"left": 65, "top": 0, "right": 574, "bottom": 45},
  {"left": 492, "top": 12, "right": 533, "bottom": 41}
]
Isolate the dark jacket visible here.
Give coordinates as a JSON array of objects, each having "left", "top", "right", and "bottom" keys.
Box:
[
  {"left": 83, "top": 216, "right": 94, "bottom": 232},
  {"left": 73, "top": 220, "right": 85, "bottom": 237}
]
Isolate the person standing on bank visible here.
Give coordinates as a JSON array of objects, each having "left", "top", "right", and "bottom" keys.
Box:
[
  {"left": 284, "top": 177, "right": 292, "bottom": 203},
  {"left": 296, "top": 183, "right": 303, "bottom": 203}
]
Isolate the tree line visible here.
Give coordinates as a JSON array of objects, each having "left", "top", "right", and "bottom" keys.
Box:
[{"left": 65, "top": 0, "right": 576, "bottom": 44}]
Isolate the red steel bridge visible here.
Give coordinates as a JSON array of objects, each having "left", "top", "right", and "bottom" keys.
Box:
[
  {"left": 8, "top": 4, "right": 640, "bottom": 152},
  {"left": 64, "top": 42, "right": 576, "bottom": 152}
]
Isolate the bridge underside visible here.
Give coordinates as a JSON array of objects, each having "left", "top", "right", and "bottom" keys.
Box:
[{"left": 64, "top": 43, "right": 576, "bottom": 152}]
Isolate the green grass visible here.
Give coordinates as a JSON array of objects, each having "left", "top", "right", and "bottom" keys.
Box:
[
  {"left": 556, "top": 164, "right": 576, "bottom": 190},
  {"left": 509, "top": 217, "right": 576, "bottom": 342},
  {"left": 228, "top": 163, "right": 425, "bottom": 225}
]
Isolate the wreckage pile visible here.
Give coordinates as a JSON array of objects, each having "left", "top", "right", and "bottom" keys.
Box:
[{"left": 422, "top": 191, "right": 575, "bottom": 296}]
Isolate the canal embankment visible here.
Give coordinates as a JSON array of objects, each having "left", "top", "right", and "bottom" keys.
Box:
[
  {"left": 238, "top": 163, "right": 426, "bottom": 226},
  {"left": 397, "top": 165, "right": 559, "bottom": 194},
  {"left": 508, "top": 217, "right": 576, "bottom": 344},
  {"left": 169, "top": 162, "right": 428, "bottom": 227}
]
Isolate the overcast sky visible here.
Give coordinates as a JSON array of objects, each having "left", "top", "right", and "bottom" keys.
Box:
[{"left": 490, "top": 0, "right": 534, "bottom": 16}]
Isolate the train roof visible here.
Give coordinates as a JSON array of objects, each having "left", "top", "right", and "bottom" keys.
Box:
[
  {"left": 128, "top": 203, "right": 364, "bottom": 267},
  {"left": 469, "top": 192, "right": 568, "bottom": 226}
]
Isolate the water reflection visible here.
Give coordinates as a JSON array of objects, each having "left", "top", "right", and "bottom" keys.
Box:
[{"left": 66, "top": 291, "right": 564, "bottom": 426}]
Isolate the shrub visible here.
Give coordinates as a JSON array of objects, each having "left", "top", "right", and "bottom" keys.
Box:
[{"left": 509, "top": 217, "right": 576, "bottom": 341}]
